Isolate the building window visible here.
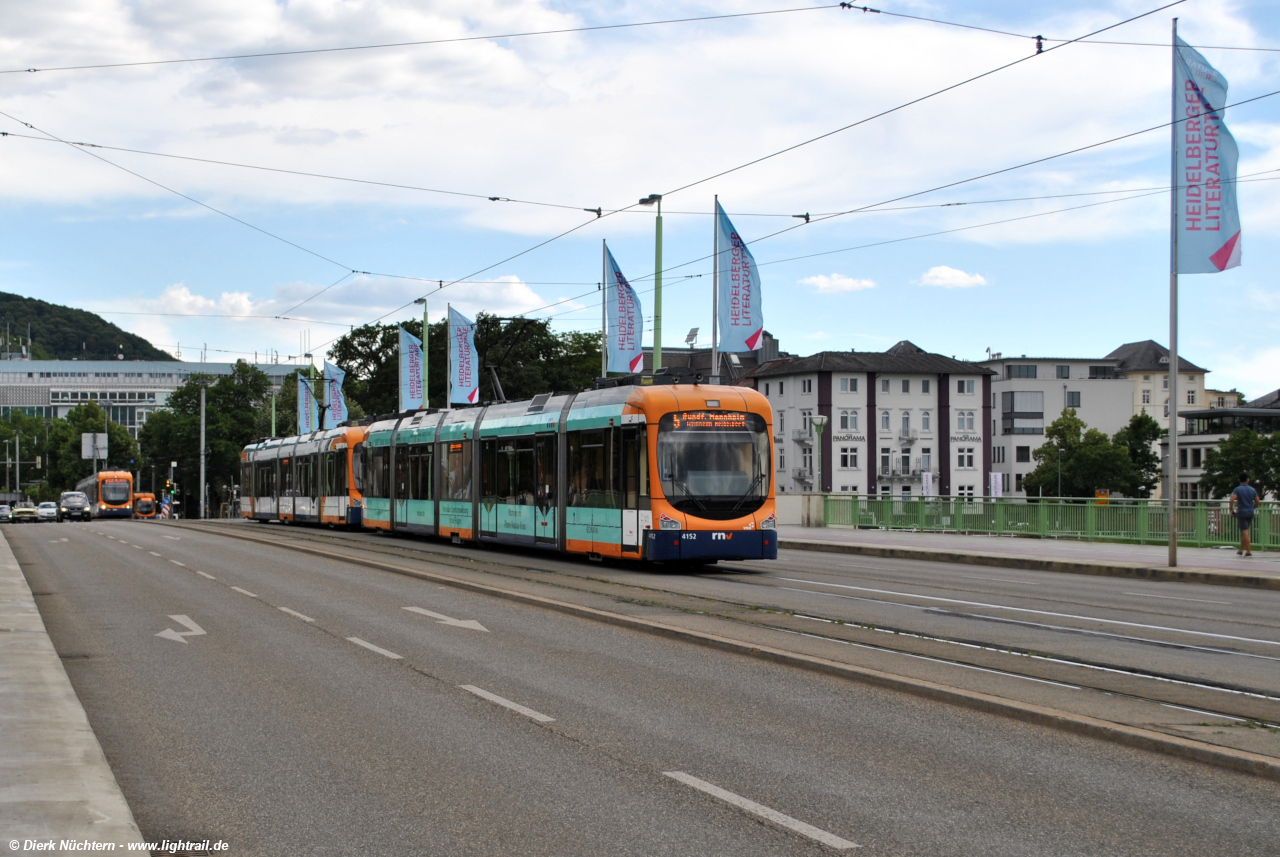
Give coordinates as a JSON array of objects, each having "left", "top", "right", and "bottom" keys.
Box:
[
  {"left": 764, "top": 383, "right": 770, "bottom": 396},
  {"left": 1056, "top": 365, "right": 1070, "bottom": 379},
  {"left": 1142, "top": 389, "right": 1151, "bottom": 404},
  {"left": 880, "top": 448, "right": 891, "bottom": 475},
  {"left": 802, "top": 409, "right": 813, "bottom": 434},
  {"left": 957, "top": 379, "right": 974, "bottom": 394},
  {"left": 901, "top": 412, "right": 910, "bottom": 434},
  {"left": 801, "top": 378, "right": 813, "bottom": 394},
  {"left": 839, "top": 409, "right": 858, "bottom": 431},
  {"left": 1187, "top": 390, "right": 1196, "bottom": 405},
  {"left": 993, "top": 446, "right": 1006, "bottom": 464},
  {"left": 1066, "top": 391, "right": 1081, "bottom": 408},
  {"left": 779, "top": 382, "right": 784, "bottom": 395},
  {"left": 778, "top": 450, "right": 785, "bottom": 471},
  {"left": 901, "top": 451, "right": 911, "bottom": 472},
  {"left": 922, "top": 411, "right": 930, "bottom": 431},
  {"left": 1015, "top": 446, "right": 1031, "bottom": 462},
  {"left": 1164, "top": 400, "right": 1170, "bottom": 417},
  {"left": 957, "top": 447, "right": 975, "bottom": 468},
  {"left": 1179, "top": 448, "right": 1188, "bottom": 469},
  {"left": 1186, "top": 375, "right": 1195, "bottom": 385},
  {"left": 779, "top": 412, "right": 785, "bottom": 434},
  {"left": 902, "top": 379, "right": 910, "bottom": 393},
  {"left": 1015, "top": 473, "right": 1024, "bottom": 492},
  {"left": 1163, "top": 375, "right": 1169, "bottom": 389},
  {"left": 1001, "top": 391, "right": 1045, "bottom": 435},
  {"left": 920, "top": 448, "right": 932, "bottom": 471},
  {"left": 840, "top": 447, "right": 858, "bottom": 469},
  {"left": 881, "top": 378, "right": 890, "bottom": 393},
  {"left": 921, "top": 379, "right": 930, "bottom": 394},
  {"left": 957, "top": 485, "right": 975, "bottom": 498},
  {"left": 1143, "top": 374, "right": 1151, "bottom": 381},
  {"left": 1088, "top": 366, "right": 1116, "bottom": 380},
  {"left": 802, "top": 448, "right": 812, "bottom": 472},
  {"left": 1006, "top": 365, "right": 1036, "bottom": 379},
  {"left": 881, "top": 411, "right": 890, "bottom": 431},
  {"left": 1192, "top": 448, "right": 1202, "bottom": 468},
  {"left": 954, "top": 410, "right": 975, "bottom": 431},
  {"left": 839, "top": 377, "right": 858, "bottom": 393}
]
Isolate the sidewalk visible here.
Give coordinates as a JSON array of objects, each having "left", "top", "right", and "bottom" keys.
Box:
[
  {"left": 778, "top": 526, "right": 1280, "bottom": 589},
  {"left": 0, "top": 531, "right": 146, "bottom": 849}
]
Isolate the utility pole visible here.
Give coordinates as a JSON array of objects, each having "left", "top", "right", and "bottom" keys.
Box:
[
  {"left": 199, "top": 383, "right": 207, "bottom": 520},
  {"left": 639, "top": 194, "right": 663, "bottom": 372}
]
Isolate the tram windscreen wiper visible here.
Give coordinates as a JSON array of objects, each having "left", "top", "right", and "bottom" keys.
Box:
[
  {"left": 731, "top": 472, "right": 764, "bottom": 511},
  {"left": 668, "top": 476, "right": 707, "bottom": 511}
]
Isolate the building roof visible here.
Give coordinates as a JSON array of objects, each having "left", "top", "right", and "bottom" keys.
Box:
[
  {"left": 1104, "top": 340, "right": 1208, "bottom": 374},
  {"left": 1248, "top": 388, "right": 1280, "bottom": 409},
  {"left": 746, "top": 341, "right": 995, "bottom": 379}
]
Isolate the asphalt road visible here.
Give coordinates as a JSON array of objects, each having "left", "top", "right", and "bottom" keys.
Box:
[{"left": 13, "top": 520, "right": 1280, "bottom": 856}]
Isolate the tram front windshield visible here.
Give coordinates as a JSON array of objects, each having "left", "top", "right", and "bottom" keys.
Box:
[
  {"left": 101, "top": 480, "right": 131, "bottom": 504},
  {"left": 657, "top": 411, "right": 770, "bottom": 520}
]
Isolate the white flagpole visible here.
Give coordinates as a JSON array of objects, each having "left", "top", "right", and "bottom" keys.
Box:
[
  {"left": 601, "top": 240, "right": 608, "bottom": 378},
  {"left": 710, "top": 195, "right": 720, "bottom": 385},
  {"left": 1167, "top": 17, "right": 1179, "bottom": 568},
  {"left": 446, "top": 302, "right": 453, "bottom": 413}
]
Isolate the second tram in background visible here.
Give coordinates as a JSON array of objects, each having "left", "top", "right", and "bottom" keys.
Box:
[
  {"left": 242, "top": 379, "right": 776, "bottom": 564},
  {"left": 75, "top": 470, "right": 135, "bottom": 519}
]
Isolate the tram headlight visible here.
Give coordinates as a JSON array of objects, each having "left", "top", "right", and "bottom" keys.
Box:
[
  {"left": 659, "top": 514, "right": 681, "bottom": 530},
  {"left": 760, "top": 514, "right": 777, "bottom": 530}
]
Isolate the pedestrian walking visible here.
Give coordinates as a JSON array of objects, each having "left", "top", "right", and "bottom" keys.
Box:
[{"left": 1229, "top": 472, "right": 1260, "bottom": 557}]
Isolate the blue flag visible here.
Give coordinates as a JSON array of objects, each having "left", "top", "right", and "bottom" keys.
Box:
[
  {"left": 297, "top": 376, "right": 316, "bottom": 434},
  {"left": 715, "top": 201, "right": 765, "bottom": 352},
  {"left": 323, "top": 361, "right": 348, "bottom": 425},
  {"left": 1175, "top": 36, "right": 1241, "bottom": 273},
  {"left": 448, "top": 307, "right": 479, "bottom": 405},
  {"left": 604, "top": 245, "right": 644, "bottom": 374},
  {"left": 398, "top": 326, "right": 424, "bottom": 412}
]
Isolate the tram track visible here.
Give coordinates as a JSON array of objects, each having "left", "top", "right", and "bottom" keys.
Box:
[{"left": 172, "top": 521, "right": 1280, "bottom": 732}]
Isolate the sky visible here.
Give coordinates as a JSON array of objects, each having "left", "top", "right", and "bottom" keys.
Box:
[{"left": 2, "top": 0, "right": 1278, "bottom": 398}]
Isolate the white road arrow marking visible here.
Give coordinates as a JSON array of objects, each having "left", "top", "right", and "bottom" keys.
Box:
[
  {"left": 156, "top": 614, "right": 206, "bottom": 644},
  {"left": 402, "top": 605, "right": 489, "bottom": 632}
]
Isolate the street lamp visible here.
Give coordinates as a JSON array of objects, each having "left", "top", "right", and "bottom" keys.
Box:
[
  {"left": 811, "top": 414, "right": 829, "bottom": 495},
  {"left": 639, "top": 193, "right": 663, "bottom": 372}
]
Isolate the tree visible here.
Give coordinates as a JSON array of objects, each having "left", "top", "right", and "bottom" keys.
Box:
[
  {"left": 1112, "top": 412, "right": 1163, "bottom": 497},
  {"left": 328, "top": 314, "right": 602, "bottom": 417},
  {"left": 1022, "top": 408, "right": 1136, "bottom": 498},
  {"left": 139, "top": 362, "right": 273, "bottom": 514},
  {"left": 1199, "top": 428, "right": 1279, "bottom": 500},
  {"left": 19, "top": 402, "right": 140, "bottom": 500}
]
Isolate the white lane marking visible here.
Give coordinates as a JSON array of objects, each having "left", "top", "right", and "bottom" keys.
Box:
[
  {"left": 663, "top": 772, "right": 857, "bottom": 850},
  {"left": 60, "top": 538, "right": 69, "bottom": 542},
  {"left": 402, "top": 605, "right": 490, "bottom": 632},
  {"left": 773, "top": 577, "right": 1280, "bottom": 648},
  {"left": 231, "top": 586, "right": 257, "bottom": 598},
  {"left": 459, "top": 685, "right": 554, "bottom": 722},
  {"left": 148, "top": 551, "right": 162, "bottom": 557},
  {"left": 278, "top": 606, "right": 315, "bottom": 623},
  {"left": 170, "top": 560, "right": 186, "bottom": 567},
  {"left": 958, "top": 574, "right": 1039, "bottom": 586},
  {"left": 132, "top": 545, "right": 144, "bottom": 549},
  {"left": 196, "top": 571, "right": 216, "bottom": 580},
  {"left": 1161, "top": 703, "right": 1246, "bottom": 722},
  {"left": 162, "top": 535, "right": 180, "bottom": 540},
  {"left": 156, "top": 614, "right": 206, "bottom": 644},
  {"left": 1122, "top": 592, "right": 1231, "bottom": 605},
  {"left": 347, "top": 637, "right": 402, "bottom": 659}
]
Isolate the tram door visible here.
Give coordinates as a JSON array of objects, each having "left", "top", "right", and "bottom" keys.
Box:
[
  {"left": 534, "top": 434, "right": 557, "bottom": 545},
  {"left": 621, "top": 426, "right": 649, "bottom": 552}
]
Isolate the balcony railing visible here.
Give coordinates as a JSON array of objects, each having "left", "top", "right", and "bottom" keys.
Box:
[
  {"left": 792, "top": 467, "right": 814, "bottom": 482},
  {"left": 898, "top": 428, "right": 918, "bottom": 444},
  {"left": 792, "top": 429, "right": 814, "bottom": 444}
]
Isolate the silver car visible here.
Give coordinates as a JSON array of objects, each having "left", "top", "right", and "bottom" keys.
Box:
[
  {"left": 0, "top": 505, "right": 10, "bottom": 523},
  {"left": 38, "top": 501, "right": 59, "bottom": 522}
]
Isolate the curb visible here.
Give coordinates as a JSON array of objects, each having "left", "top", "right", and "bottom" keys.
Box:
[
  {"left": 778, "top": 538, "right": 1280, "bottom": 590},
  {"left": 183, "top": 522, "right": 1280, "bottom": 783}
]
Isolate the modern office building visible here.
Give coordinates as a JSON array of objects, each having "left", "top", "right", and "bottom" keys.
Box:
[
  {"left": 980, "top": 341, "right": 1210, "bottom": 498},
  {"left": 0, "top": 359, "right": 307, "bottom": 437},
  {"left": 1171, "top": 388, "right": 1280, "bottom": 499},
  {"left": 744, "top": 341, "right": 995, "bottom": 498}
]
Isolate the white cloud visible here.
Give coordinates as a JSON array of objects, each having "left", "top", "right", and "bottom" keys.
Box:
[
  {"left": 918, "top": 266, "right": 988, "bottom": 288},
  {"left": 800, "top": 273, "right": 876, "bottom": 293}
]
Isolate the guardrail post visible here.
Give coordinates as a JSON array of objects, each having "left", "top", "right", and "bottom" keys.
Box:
[
  {"left": 1137, "top": 499, "right": 1149, "bottom": 543},
  {"left": 994, "top": 498, "right": 1005, "bottom": 535},
  {"left": 1085, "top": 500, "right": 1096, "bottom": 541},
  {"left": 1194, "top": 501, "right": 1207, "bottom": 547}
]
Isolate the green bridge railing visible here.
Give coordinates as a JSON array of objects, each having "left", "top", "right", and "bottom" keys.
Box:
[{"left": 820, "top": 495, "right": 1277, "bottom": 551}]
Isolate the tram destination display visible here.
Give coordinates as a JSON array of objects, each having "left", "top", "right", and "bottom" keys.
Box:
[{"left": 669, "top": 411, "right": 751, "bottom": 431}]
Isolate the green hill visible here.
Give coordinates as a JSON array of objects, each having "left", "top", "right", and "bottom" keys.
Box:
[{"left": 0, "top": 292, "right": 173, "bottom": 360}]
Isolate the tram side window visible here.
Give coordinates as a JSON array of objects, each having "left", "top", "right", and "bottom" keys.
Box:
[
  {"left": 351, "top": 443, "right": 365, "bottom": 494},
  {"left": 443, "top": 442, "right": 473, "bottom": 501},
  {"left": 323, "top": 450, "right": 349, "bottom": 496},
  {"left": 536, "top": 435, "right": 556, "bottom": 508},
  {"left": 367, "top": 447, "right": 391, "bottom": 499},
  {"left": 487, "top": 437, "right": 535, "bottom": 505},
  {"left": 407, "top": 448, "right": 432, "bottom": 500},
  {"left": 241, "top": 463, "right": 251, "bottom": 496},
  {"left": 568, "top": 429, "right": 620, "bottom": 509},
  {"left": 480, "top": 439, "right": 498, "bottom": 504},
  {"left": 623, "top": 427, "right": 650, "bottom": 509},
  {"left": 282, "top": 459, "right": 296, "bottom": 497},
  {"left": 296, "top": 456, "right": 314, "bottom": 497}
]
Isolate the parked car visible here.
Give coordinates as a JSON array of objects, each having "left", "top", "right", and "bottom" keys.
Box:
[
  {"left": 58, "top": 492, "right": 91, "bottom": 522},
  {"left": 37, "top": 502, "right": 59, "bottom": 522},
  {"left": 0, "top": 505, "right": 10, "bottom": 523},
  {"left": 12, "top": 502, "right": 37, "bottom": 523}
]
